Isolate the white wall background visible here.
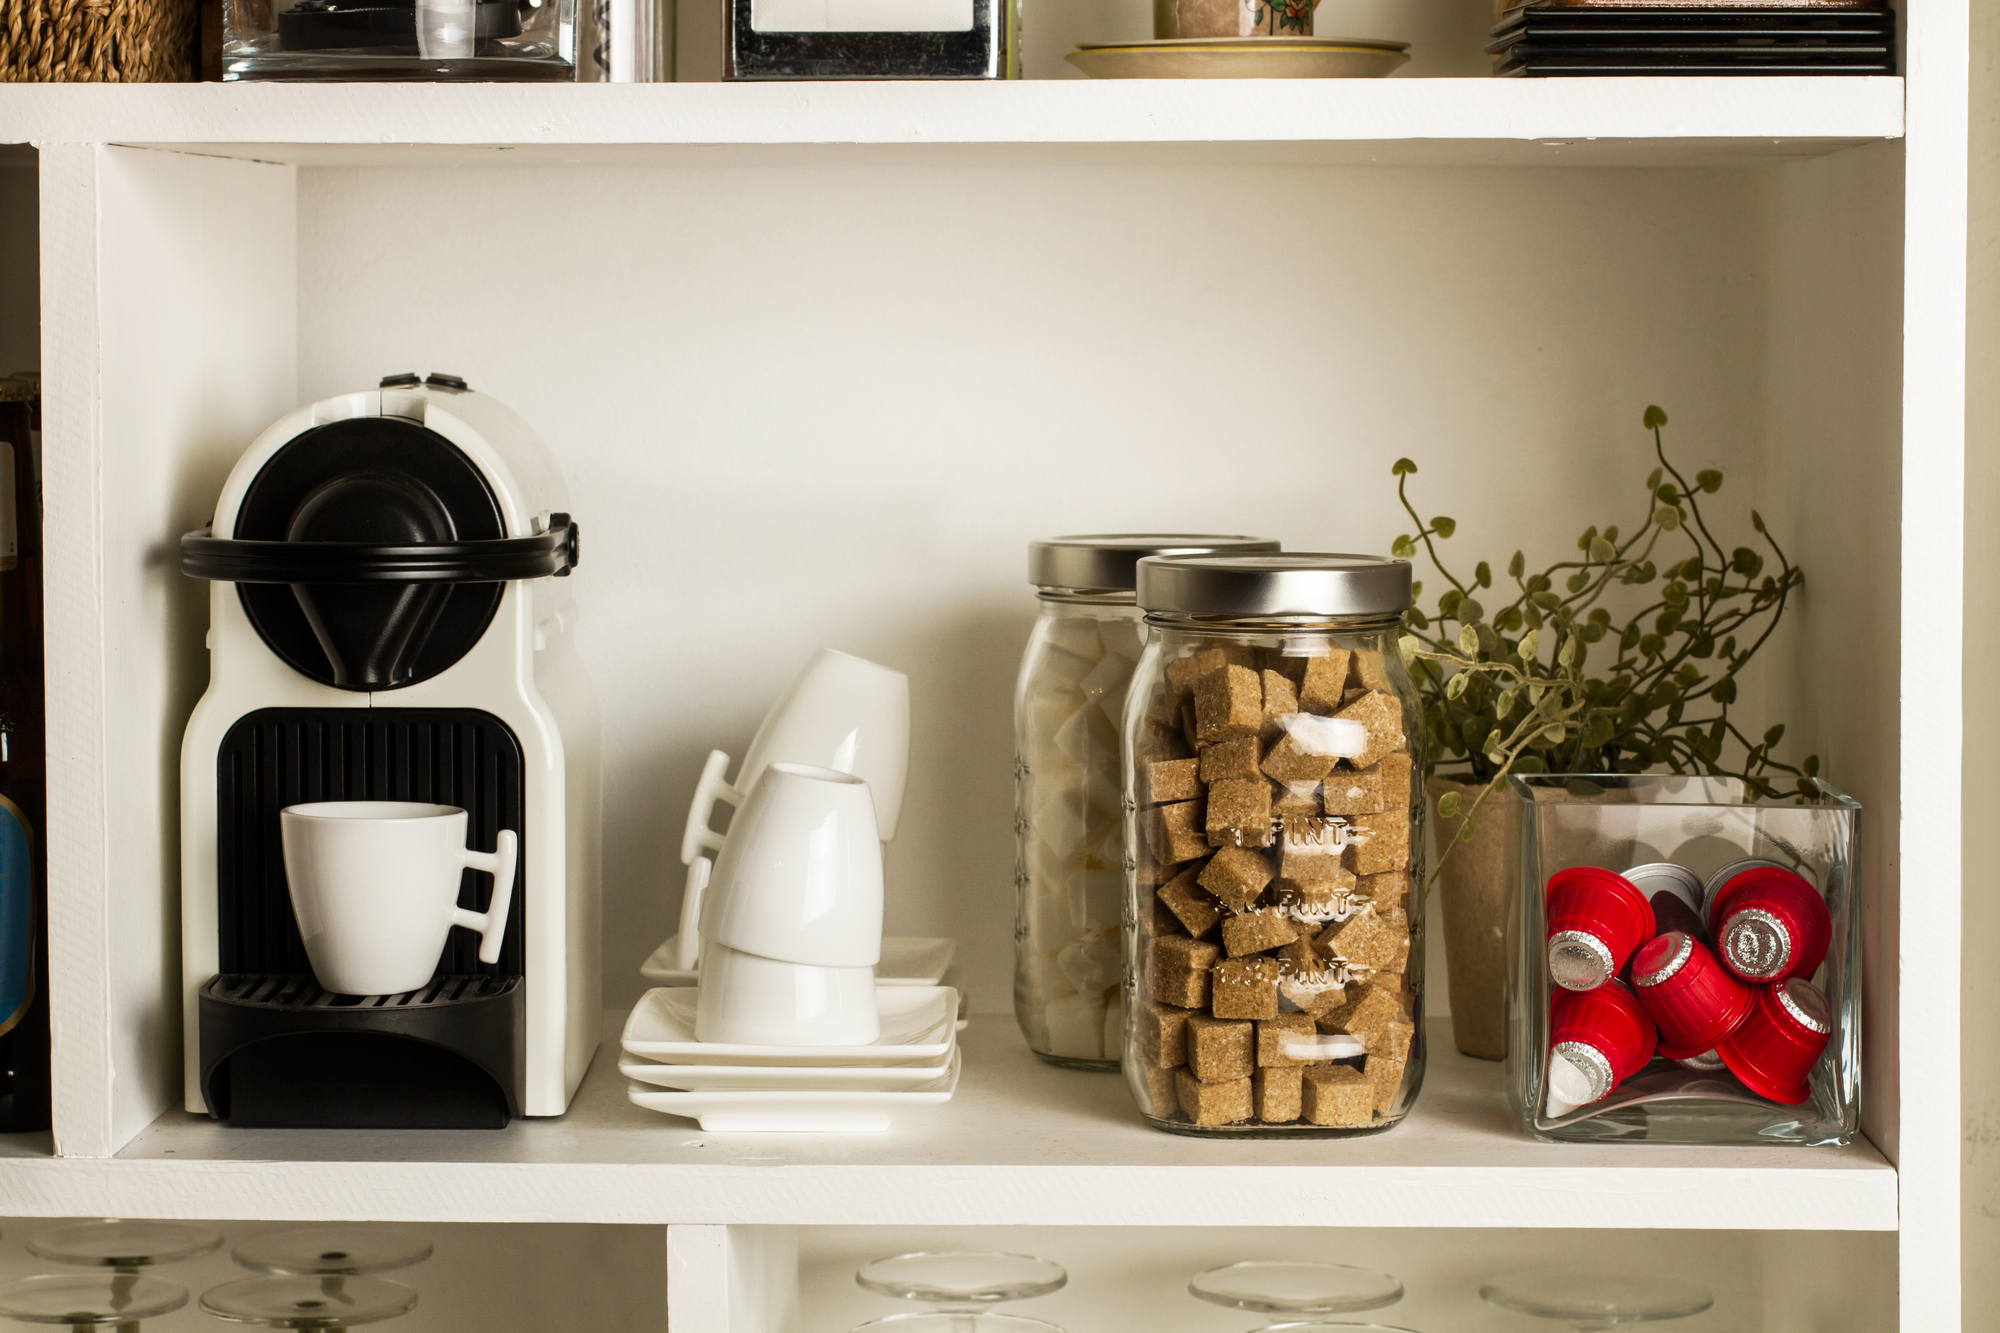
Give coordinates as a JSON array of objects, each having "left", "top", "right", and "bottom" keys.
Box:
[{"left": 293, "top": 157, "right": 1794, "bottom": 1022}]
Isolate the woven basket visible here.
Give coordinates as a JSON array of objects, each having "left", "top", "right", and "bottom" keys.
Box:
[{"left": 2, "top": 0, "right": 198, "bottom": 82}]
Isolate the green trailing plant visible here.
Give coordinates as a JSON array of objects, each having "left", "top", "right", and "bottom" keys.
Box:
[{"left": 1390, "top": 406, "right": 1819, "bottom": 887}]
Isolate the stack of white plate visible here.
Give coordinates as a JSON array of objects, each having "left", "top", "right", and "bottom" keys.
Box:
[
  {"left": 641, "top": 933, "right": 957, "bottom": 991},
  {"left": 621, "top": 984, "right": 962, "bottom": 1132}
]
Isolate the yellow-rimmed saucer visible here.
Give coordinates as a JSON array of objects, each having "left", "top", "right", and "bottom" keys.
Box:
[{"left": 1067, "top": 36, "right": 1410, "bottom": 79}]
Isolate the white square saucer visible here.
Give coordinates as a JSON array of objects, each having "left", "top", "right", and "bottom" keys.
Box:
[
  {"left": 626, "top": 1050, "right": 961, "bottom": 1132},
  {"left": 621, "top": 984, "right": 957, "bottom": 1066}
]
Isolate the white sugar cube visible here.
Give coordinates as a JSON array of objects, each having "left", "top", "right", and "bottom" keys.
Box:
[
  {"left": 1079, "top": 649, "right": 1135, "bottom": 704},
  {"left": 1098, "top": 619, "right": 1147, "bottom": 663},
  {"left": 1058, "top": 931, "right": 1122, "bottom": 997},
  {"left": 1044, "top": 618, "right": 1106, "bottom": 664},
  {"left": 1053, "top": 701, "right": 1118, "bottom": 766},
  {"left": 1026, "top": 878, "right": 1075, "bottom": 943},
  {"left": 1068, "top": 863, "right": 1123, "bottom": 930},
  {"left": 1045, "top": 992, "right": 1107, "bottom": 1060},
  {"left": 1025, "top": 949, "right": 1076, "bottom": 1005}
]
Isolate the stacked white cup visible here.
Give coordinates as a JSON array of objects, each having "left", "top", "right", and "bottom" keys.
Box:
[{"left": 695, "top": 762, "right": 887, "bottom": 1045}]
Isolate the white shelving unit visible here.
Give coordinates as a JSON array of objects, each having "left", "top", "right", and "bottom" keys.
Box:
[{"left": 0, "top": 1, "right": 1979, "bottom": 1326}]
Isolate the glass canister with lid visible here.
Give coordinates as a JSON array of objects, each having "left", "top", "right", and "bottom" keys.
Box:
[
  {"left": 1014, "top": 535, "right": 1280, "bottom": 1068},
  {"left": 1122, "top": 553, "right": 1425, "bottom": 1134}
]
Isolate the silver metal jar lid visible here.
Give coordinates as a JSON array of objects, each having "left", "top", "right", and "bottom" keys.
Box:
[
  {"left": 1028, "top": 535, "right": 1280, "bottom": 591},
  {"left": 1136, "top": 552, "right": 1413, "bottom": 618}
]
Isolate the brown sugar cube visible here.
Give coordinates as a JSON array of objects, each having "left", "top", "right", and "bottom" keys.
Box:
[
  {"left": 1165, "top": 647, "right": 1232, "bottom": 701},
  {"left": 1280, "top": 835, "right": 1355, "bottom": 890},
  {"left": 1280, "top": 969, "right": 1347, "bottom": 1017},
  {"left": 1346, "top": 810, "right": 1411, "bottom": 876},
  {"left": 1320, "top": 766, "right": 1386, "bottom": 816},
  {"left": 1317, "top": 981, "right": 1406, "bottom": 1039},
  {"left": 1140, "top": 1001, "right": 1196, "bottom": 1068},
  {"left": 1260, "top": 715, "right": 1347, "bottom": 785},
  {"left": 1301, "top": 1064, "right": 1375, "bottom": 1126},
  {"left": 1353, "top": 869, "right": 1408, "bottom": 909},
  {"left": 1139, "top": 1062, "right": 1182, "bottom": 1117},
  {"left": 1342, "top": 687, "right": 1369, "bottom": 708},
  {"left": 1176, "top": 1069, "right": 1253, "bottom": 1126},
  {"left": 1145, "top": 799, "right": 1212, "bottom": 865},
  {"left": 1158, "top": 866, "right": 1225, "bottom": 939},
  {"left": 1206, "top": 777, "right": 1274, "bottom": 848},
  {"left": 1253, "top": 1066, "right": 1304, "bottom": 1122},
  {"left": 1180, "top": 701, "right": 1202, "bottom": 753},
  {"left": 1145, "top": 757, "right": 1202, "bottom": 806},
  {"left": 1186, "top": 1013, "right": 1257, "bottom": 1081},
  {"left": 1140, "top": 894, "right": 1181, "bottom": 938},
  {"left": 1374, "top": 1013, "right": 1416, "bottom": 1065},
  {"left": 1334, "top": 691, "right": 1406, "bottom": 771},
  {"left": 1272, "top": 876, "right": 1345, "bottom": 917},
  {"left": 1142, "top": 697, "right": 1196, "bottom": 762},
  {"left": 1374, "top": 752, "right": 1413, "bottom": 812},
  {"left": 1199, "top": 735, "right": 1263, "bottom": 783},
  {"left": 1319, "top": 908, "right": 1400, "bottom": 971},
  {"left": 1222, "top": 907, "right": 1303, "bottom": 957},
  {"left": 1299, "top": 651, "right": 1353, "bottom": 714},
  {"left": 1147, "top": 934, "right": 1220, "bottom": 1009},
  {"left": 1198, "top": 845, "right": 1274, "bottom": 909},
  {"left": 1211, "top": 956, "right": 1283, "bottom": 1020},
  {"left": 1260, "top": 670, "right": 1300, "bottom": 739},
  {"left": 1135, "top": 844, "right": 1174, "bottom": 889},
  {"left": 1367, "top": 1021, "right": 1416, "bottom": 1114},
  {"left": 1195, "top": 665, "right": 1263, "bottom": 745},
  {"left": 1256, "top": 1011, "right": 1321, "bottom": 1067},
  {"left": 1349, "top": 649, "right": 1394, "bottom": 692},
  {"left": 1274, "top": 782, "right": 1322, "bottom": 817}
]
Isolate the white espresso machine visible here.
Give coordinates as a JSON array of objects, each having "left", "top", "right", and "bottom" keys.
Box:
[{"left": 178, "top": 373, "right": 600, "bottom": 1127}]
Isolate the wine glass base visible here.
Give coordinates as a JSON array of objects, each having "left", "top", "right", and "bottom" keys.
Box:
[{"left": 1479, "top": 1268, "right": 1714, "bottom": 1327}]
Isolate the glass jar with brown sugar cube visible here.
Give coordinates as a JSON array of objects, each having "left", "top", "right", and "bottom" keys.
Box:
[{"left": 1121, "top": 552, "right": 1426, "bottom": 1136}]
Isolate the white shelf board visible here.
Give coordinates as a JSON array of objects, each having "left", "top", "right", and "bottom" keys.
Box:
[
  {"left": 0, "top": 1017, "right": 1895, "bottom": 1229},
  {"left": 0, "top": 79, "right": 1902, "bottom": 165}
]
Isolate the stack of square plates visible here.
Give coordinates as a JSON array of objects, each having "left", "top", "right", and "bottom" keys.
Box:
[
  {"left": 620, "top": 984, "right": 961, "bottom": 1132},
  {"left": 1489, "top": 5, "right": 1895, "bottom": 76}
]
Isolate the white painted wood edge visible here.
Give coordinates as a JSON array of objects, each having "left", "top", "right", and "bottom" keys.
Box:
[
  {"left": 0, "top": 1159, "right": 1898, "bottom": 1229},
  {"left": 0, "top": 78, "right": 1904, "bottom": 148}
]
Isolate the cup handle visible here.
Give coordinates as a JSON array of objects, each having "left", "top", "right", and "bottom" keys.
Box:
[
  {"left": 679, "top": 748, "right": 741, "bottom": 865},
  {"left": 671, "top": 855, "right": 711, "bottom": 972},
  {"left": 452, "top": 829, "right": 520, "bottom": 965}
]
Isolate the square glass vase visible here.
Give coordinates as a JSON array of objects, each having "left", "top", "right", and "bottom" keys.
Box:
[{"left": 1504, "top": 773, "right": 1860, "bottom": 1146}]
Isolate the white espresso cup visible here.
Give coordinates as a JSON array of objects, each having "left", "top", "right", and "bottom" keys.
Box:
[
  {"left": 680, "top": 647, "right": 910, "bottom": 864},
  {"left": 694, "top": 939, "right": 880, "bottom": 1046},
  {"left": 699, "top": 763, "right": 883, "bottom": 969},
  {"left": 280, "top": 801, "right": 519, "bottom": 997}
]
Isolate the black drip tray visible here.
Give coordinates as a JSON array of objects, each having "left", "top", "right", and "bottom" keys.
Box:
[
  {"left": 210, "top": 972, "right": 519, "bottom": 1009},
  {"left": 200, "top": 973, "right": 524, "bottom": 1129}
]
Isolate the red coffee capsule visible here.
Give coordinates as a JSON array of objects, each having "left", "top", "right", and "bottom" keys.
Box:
[
  {"left": 1707, "top": 866, "right": 1830, "bottom": 984},
  {"left": 1718, "top": 977, "right": 1831, "bottom": 1105},
  {"left": 1545, "top": 982, "right": 1658, "bottom": 1114},
  {"left": 1630, "top": 931, "right": 1754, "bottom": 1059},
  {"left": 1546, "top": 867, "right": 1656, "bottom": 992}
]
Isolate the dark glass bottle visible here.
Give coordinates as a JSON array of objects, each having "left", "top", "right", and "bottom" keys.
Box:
[{"left": 0, "top": 373, "right": 48, "bottom": 1133}]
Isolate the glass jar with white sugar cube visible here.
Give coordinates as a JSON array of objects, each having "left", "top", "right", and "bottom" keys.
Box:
[
  {"left": 1014, "top": 535, "right": 1279, "bottom": 1068},
  {"left": 1122, "top": 553, "right": 1425, "bottom": 1135}
]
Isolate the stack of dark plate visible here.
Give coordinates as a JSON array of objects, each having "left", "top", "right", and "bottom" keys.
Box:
[{"left": 1489, "top": 4, "right": 1895, "bottom": 76}]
